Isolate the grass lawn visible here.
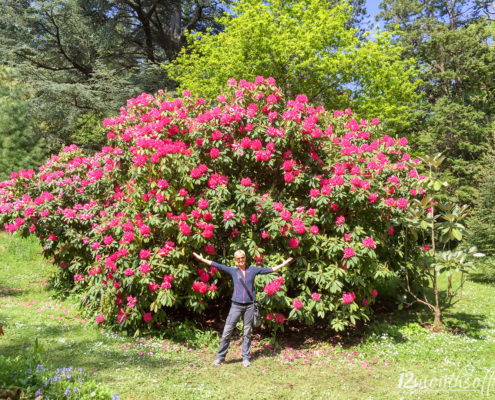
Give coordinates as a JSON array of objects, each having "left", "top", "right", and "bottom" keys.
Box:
[{"left": 1, "top": 233, "right": 494, "bottom": 399}]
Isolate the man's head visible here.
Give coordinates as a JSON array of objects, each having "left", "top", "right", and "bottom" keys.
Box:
[{"left": 234, "top": 249, "right": 246, "bottom": 268}]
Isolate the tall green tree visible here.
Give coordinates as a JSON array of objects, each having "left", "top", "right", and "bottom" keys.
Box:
[
  {"left": 169, "top": 0, "right": 421, "bottom": 131},
  {"left": 0, "top": 0, "right": 227, "bottom": 149},
  {"left": 378, "top": 0, "right": 495, "bottom": 205},
  {"left": 468, "top": 152, "right": 495, "bottom": 255},
  {"left": 0, "top": 68, "right": 47, "bottom": 180}
]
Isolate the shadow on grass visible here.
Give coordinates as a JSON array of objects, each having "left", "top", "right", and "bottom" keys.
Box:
[
  {"left": 0, "top": 285, "right": 24, "bottom": 297},
  {"left": 0, "top": 332, "right": 192, "bottom": 375},
  {"left": 359, "top": 285, "right": 490, "bottom": 342},
  {"left": 468, "top": 271, "right": 495, "bottom": 285}
]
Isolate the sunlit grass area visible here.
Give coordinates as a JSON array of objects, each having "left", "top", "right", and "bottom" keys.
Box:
[{"left": 1, "top": 233, "right": 494, "bottom": 399}]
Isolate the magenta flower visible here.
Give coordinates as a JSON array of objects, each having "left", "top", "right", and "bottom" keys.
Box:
[
  {"left": 385, "top": 197, "right": 395, "bottom": 207},
  {"left": 292, "top": 298, "right": 303, "bottom": 310},
  {"left": 280, "top": 209, "right": 292, "bottom": 221},
  {"left": 210, "top": 148, "right": 220, "bottom": 158},
  {"left": 397, "top": 197, "right": 408, "bottom": 210},
  {"left": 241, "top": 177, "right": 252, "bottom": 186},
  {"left": 241, "top": 137, "right": 252, "bottom": 149},
  {"left": 139, "top": 262, "right": 151, "bottom": 275},
  {"left": 342, "top": 292, "right": 356, "bottom": 305},
  {"left": 139, "top": 249, "right": 151, "bottom": 259},
  {"left": 123, "top": 231, "right": 135, "bottom": 243},
  {"left": 363, "top": 237, "right": 375, "bottom": 249},
  {"left": 284, "top": 172, "right": 294, "bottom": 183},
  {"left": 294, "top": 223, "right": 306, "bottom": 234},
  {"left": 371, "top": 289, "right": 378, "bottom": 298},
  {"left": 309, "top": 225, "right": 319, "bottom": 234},
  {"left": 198, "top": 199, "right": 209, "bottom": 209},
  {"left": 310, "top": 188, "right": 320, "bottom": 198},
  {"left": 179, "top": 222, "right": 191, "bottom": 236},
  {"left": 368, "top": 193, "right": 378, "bottom": 204},
  {"left": 223, "top": 209, "right": 234, "bottom": 222},
  {"left": 311, "top": 292, "right": 321, "bottom": 301},
  {"left": 289, "top": 237, "right": 299, "bottom": 249},
  {"left": 143, "top": 312, "right": 153, "bottom": 323},
  {"left": 96, "top": 314, "right": 105, "bottom": 323},
  {"left": 205, "top": 244, "right": 215, "bottom": 255},
  {"left": 275, "top": 313, "right": 285, "bottom": 324},
  {"left": 103, "top": 235, "right": 114, "bottom": 246},
  {"left": 343, "top": 247, "right": 355, "bottom": 259}
]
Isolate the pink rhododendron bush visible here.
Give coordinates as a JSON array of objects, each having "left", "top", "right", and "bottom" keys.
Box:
[{"left": 0, "top": 77, "right": 426, "bottom": 333}]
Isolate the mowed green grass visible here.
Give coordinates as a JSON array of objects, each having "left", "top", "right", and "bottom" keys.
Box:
[{"left": 1, "top": 233, "right": 494, "bottom": 400}]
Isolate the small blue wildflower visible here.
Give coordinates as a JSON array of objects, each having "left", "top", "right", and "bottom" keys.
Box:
[
  {"left": 112, "top": 393, "right": 121, "bottom": 400},
  {"left": 65, "top": 388, "right": 71, "bottom": 398},
  {"left": 22, "top": 344, "right": 28, "bottom": 349},
  {"left": 35, "top": 389, "right": 42, "bottom": 397},
  {"left": 66, "top": 374, "right": 72, "bottom": 380},
  {"left": 27, "top": 369, "right": 32, "bottom": 375},
  {"left": 54, "top": 374, "right": 61, "bottom": 382},
  {"left": 36, "top": 364, "right": 44, "bottom": 370},
  {"left": 78, "top": 368, "right": 82, "bottom": 373}
]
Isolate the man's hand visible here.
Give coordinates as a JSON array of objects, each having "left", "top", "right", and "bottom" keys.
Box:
[
  {"left": 285, "top": 257, "right": 294, "bottom": 265},
  {"left": 193, "top": 252, "right": 212, "bottom": 266},
  {"left": 272, "top": 257, "right": 295, "bottom": 272}
]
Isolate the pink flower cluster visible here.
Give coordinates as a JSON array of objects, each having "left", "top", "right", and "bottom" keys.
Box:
[
  {"left": 264, "top": 276, "right": 284, "bottom": 296},
  {"left": 342, "top": 292, "right": 356, "bottom": 305}
]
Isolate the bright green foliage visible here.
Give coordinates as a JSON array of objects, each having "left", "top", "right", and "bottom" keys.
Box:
[
  {"left": 378, "top": 0, "right": 495, "bottom": 205},
  {"left": 169, "top": 0, "right": 421, "bottom": 132},
  {"left": 0, "top": 68, "right": 47, "bottom": 180}
]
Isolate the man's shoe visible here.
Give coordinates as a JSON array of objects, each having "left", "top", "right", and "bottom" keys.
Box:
[
  {"left": 243, "top": 359, "right": 251, "bottom": 367},
  {"left": 212, "top": 359, "right": 223, "bottom": 366}
]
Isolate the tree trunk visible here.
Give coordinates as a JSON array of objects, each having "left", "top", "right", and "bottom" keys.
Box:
[{"left": 433, "top": 305, "right": 443, "bottom": 332}]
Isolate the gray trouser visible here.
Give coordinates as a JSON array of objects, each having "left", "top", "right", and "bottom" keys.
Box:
[{"left": 216, "top": 302, "right": 254, "bottom": 361}]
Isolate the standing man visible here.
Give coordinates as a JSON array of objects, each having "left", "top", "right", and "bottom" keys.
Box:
[{"left": 193, "top": 250, "right": 293, "bottom": 367}]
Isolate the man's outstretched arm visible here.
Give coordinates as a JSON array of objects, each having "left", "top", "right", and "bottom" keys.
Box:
[{"left": 271, "top": 257, "right": 294, "bottom": 272}]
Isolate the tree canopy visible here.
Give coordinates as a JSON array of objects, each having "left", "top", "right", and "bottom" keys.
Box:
[
  {"left": 378, "top": 0, "right": 495, "bottom": 205},
  {"left": 169, "top": 0, "right": 421, "bottom": 132},
  {"left": 0, "top": 0, "right": 228, "bottom": 149}
]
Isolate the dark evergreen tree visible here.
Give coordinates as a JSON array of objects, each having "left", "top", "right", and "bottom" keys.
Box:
[
  {"left": 0, "top": 68, "right": 47, "bottom": 180},
  {"left": 468, "top": 152, "right": 495, "bottom": 255},
  {"left": 0, "top": 0, "right": 228, "bottom": 150},
  {"left": 378, "top": 0, "right": 495, "bottom": 205}
]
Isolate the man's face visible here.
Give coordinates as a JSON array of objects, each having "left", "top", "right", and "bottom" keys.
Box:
[{"left": 235, "top": 254, "right": 246, "bottom": 268}]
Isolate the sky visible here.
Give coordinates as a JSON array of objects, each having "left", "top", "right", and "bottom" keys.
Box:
[
  {"left": 365, "top": 0, "right": 385, "bottom": 32},
  {"left": 366, "top": 0, "right": 382, "bottom": 20}
]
